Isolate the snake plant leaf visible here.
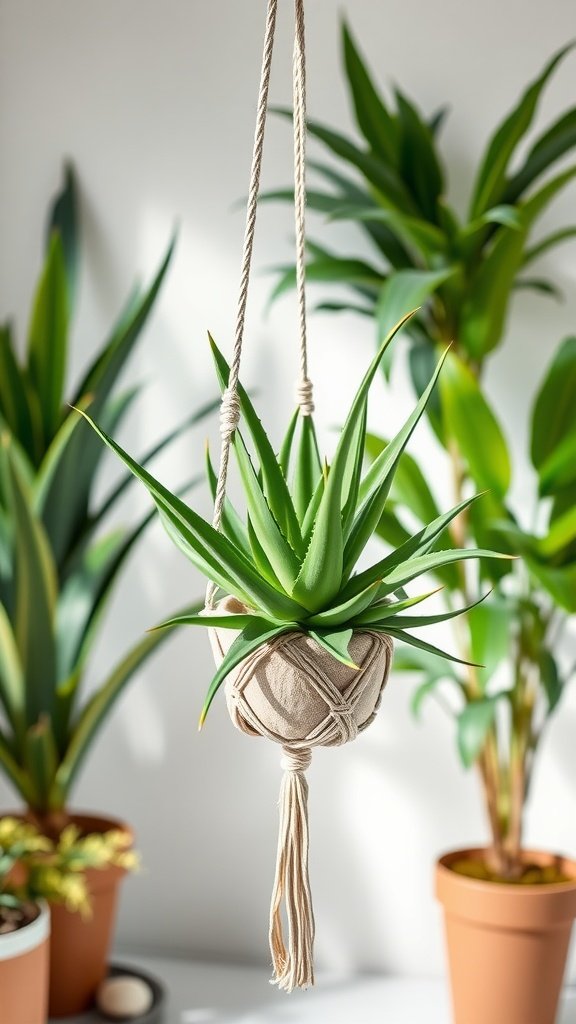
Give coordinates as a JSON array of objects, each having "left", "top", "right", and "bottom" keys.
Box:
[
  {"left": 439, "top": 352, "right": 511, "bottom": 497},
  {"left": 53, "top": 620, "right": 188, "bottom": 805},
  {"left": 47, "top": 162, "right": 79, "bottom": 313},
  {"left": 72, "top": 237, "right": 175, "bottom": 406},
  {"left": 92, "top": 395, "right": 221, "bottom": 530},
  {"left": 342, "top": 21, "right": 399, "bottom": 164},
  {"left": 3, "top": 444, "right": 57, "bottom": 725},
  {"left": 344, "top": 347, "right": 448, "bottom": 576},
  {"left": 306, "top": 581, "right": 381, "bottom": 628},
  {"left": 308, "top": 627, "right": 358, "bottom": 669},
  {"left": 504, "top": 106, "right": 576, "bottom": 203},
  {"left": 274, "top": 107, "right": 417, "bottom": 214},
  {"left": 24, "top": 717, "right": 58, "bottom": 810},
  {"left": 0, "top": 324, "right": 39, "bottom": 464},
  {"left": 0, "top": 602, "right": 24, "bottom": 737},
  {"left": 233, "top": 432, "right": 300, "bottom": 591},
  {"left": 376, "top": 269, "right": 456, "bottom": 345},
  {"left": 209, "top": 336, "right": 303, "bottom": 554},
  {"left": 292, "top": 416, "right": 323, "bottom": 524},
  {"left": 457, "top": 696, "right": 503, "bottom": 768},
  {"left": 79, "top": 411, "right": 306, "bottom": 622},
  {"left": 27, "top": 233, "right": 69, "bottom": 446},
  {"left": 531, "top": 337, "right": 576, "bottom": 494},
  {"left": 380, "top": 626, "right": 482, "bottom": 670},
  {"left": 469, "top": 43, "right": 574, "bottom": 218},
  {"left": 0, "top": 731, "right": 35, "bottom": 806},
  {"left": 293, "top": 312, "right": 414, "bottom": 612},
  {"left": 394, "top": 86, "right": 445, "bottom": 222},
  {"left": 199, "top": 620, "right": 295, "bottom": 728}
]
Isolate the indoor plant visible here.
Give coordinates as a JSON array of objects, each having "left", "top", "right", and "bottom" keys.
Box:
[
  {"left": 0, "top": 166, "right": 216, "bottom": 1015},
  {"left": 0, "top": 816, "right": 136, "bottom": 1023},
  {"left": 81, "top": 315, "right": 508, "bottom": 988},
  {"left": 267, "top": 23, "right": 576, "bottom": 1023}
]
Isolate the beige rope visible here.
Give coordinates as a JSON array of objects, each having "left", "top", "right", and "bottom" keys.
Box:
[
  {"left": 206, "top": 0, "right": 279, "bottom": 608},
  {"left": 293, "top": 0, "right": 314, "bottom": 417}
]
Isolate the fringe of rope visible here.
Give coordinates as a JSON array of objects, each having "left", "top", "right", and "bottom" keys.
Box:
[{"left": 269, "top": 746, "right": 315, "bottom": 992}]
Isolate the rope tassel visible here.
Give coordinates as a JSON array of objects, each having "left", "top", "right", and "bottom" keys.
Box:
[{"left": 269, "top": 746, "right": 315, "bottom": 992}]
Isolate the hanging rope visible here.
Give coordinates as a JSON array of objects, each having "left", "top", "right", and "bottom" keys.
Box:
[{"left": 207, "top": 0, "right": 313, "bottom": 608}]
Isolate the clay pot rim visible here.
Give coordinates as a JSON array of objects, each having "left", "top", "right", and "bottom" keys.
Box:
[
  {"left": 0, "top": 899, "right": 50, "bottom": 961},
  {"left": 437, "top": 846, "right": 576, "bottom": 895}
]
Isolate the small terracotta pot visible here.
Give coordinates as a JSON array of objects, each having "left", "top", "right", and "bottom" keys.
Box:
[
  {"left": 48, "top": 813, "right": 132, "bottom": 1019},
  {"left": 436, "top": 848, "right": 576, "bottom": 1024},
  {"left": 0, "top": 900, "right": 50, "bottom": 1024}
]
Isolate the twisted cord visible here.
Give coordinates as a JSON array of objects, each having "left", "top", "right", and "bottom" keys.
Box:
[
  {"left": 206, "top": 0, "right": 279, "bottom": 608},
  {"left": 293, "top": 0, "right": 314, "bottom": 417}
]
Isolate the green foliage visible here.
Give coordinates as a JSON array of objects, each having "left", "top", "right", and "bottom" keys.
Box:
[
  {"left": 83, "top": 313, "right": 508, "bottom": 727},
  {"left": 0, "top": 167, "right": 216, "bottom": 815}
]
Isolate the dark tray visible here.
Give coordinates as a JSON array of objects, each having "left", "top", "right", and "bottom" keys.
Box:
[{"left": 49, "top": 963, "right": 166, "bottom": 1023}]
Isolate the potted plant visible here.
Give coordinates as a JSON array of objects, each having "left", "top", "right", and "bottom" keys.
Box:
[
  {"left": 80, "top": 315, "right": 508, "bottom": 987},
  {"left": 0, "top": 166, "right": 216, "bottom": 1016},
  {"left": 0, "top": 816, "right": 137, "bottom": 1024},
  {"left": 266, "top": 23, "right": 576, "bottom": 1023}
]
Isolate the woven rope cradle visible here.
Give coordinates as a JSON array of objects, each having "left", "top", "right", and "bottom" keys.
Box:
[{"left": 204, "top": 0, "right": 394, "bottom": 994}]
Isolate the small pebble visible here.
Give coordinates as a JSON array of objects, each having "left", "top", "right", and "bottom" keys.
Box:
[{"left": 96, "top": 975, "right": 153, "bottom": 1020}]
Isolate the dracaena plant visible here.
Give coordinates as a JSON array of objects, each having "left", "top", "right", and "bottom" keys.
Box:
[
  {"left": 266, "top": 24, "right": 576, "bottom": 879},
  {"left": 0, "top": 166, "right": 216, "bottom": 832},
  {"left": 82, "top": 315, "right": 508, "bottom": 729}
]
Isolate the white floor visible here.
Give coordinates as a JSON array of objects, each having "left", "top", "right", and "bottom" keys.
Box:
[{"left": 54, "top": 956, "right": 576, "bottom": 1024}]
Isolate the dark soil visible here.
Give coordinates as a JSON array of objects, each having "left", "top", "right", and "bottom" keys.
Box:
[
  {"left": 452, "top": 857, "right": 574, "bottom": 886},
  {"left": 0, "top": 902, "right": 39, "bottom": 936}
]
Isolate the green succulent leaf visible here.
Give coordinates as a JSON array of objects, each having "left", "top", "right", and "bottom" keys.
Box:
[{"left": 308, "top": 627, "right": 358, "bottom": 669}]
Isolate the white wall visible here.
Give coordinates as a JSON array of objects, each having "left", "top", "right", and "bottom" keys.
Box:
[{"left": 0, "top": 0, "right": 575, "bottom": 979}]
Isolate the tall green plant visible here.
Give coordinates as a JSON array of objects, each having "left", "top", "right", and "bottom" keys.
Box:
[
  {"left": 267, "top": 25, "right": 576, "bottom": 877},
  {"left": 0, "top": 166, "right": 217, "bottom": 829}
]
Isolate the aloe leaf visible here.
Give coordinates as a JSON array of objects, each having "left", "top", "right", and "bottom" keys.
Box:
[
  {"left": 379, "top": 626, "right": 482, "bottom": 669},
  {"left": 48, "top": 162, "right": 79, "bottom": 313},
  {"left": 245, "top": 515, "right": 283, "bottom": 588},
  {"left": 293, "top": 312, "right": 415, "bottom": 612},
  {"left": 469, "top": 43, "right": 574, "bottom": 217},
  {"left": 152, "top": 612, "right": 268, "bottom": 631},
  {"left": 308, "top": 627, "right": 358, "bottom": 669},
  {"left": 377, "top": 549, "right": 512, "bottom": 598},
  {"left": 209, "top": 337, "right": 303, "bottom": 554},
  {"left": 341, "top": 401, "right": 368, "bottom": 537},
  {"left": 342, "top": 21, "right": 399, "bottom": 164},
  {"left": 279, "top": 409, "right": 299, "bottom": 478},
  {"left": 376, "top": 591, "right": 490, "bottom": 629},
  {"left": 354, "top": 588, "right": 442, "bottom": 624},
  {"left": 205, "top": 443, "right": 249, "bottom": 553},
  {"left": 306, "top": 581, "right": 380, "bottom": 628},
  {"left": 292, "top": 416, "right": 323, "bottom": 524},
  {"left": 233, "top": 432, "right": 300, "bottom": 591},
  {"left": 199, "top": 620, "right": 294, "bottom": 727},
  {"left": 344, "top": 348, "right": 449, "bottom": 576},
  {"left": 27, "top": 232, "right": 69, "bottom": 444},
  {"left": 79, "top": 411, "right": 305, "bottom": 622},
  {"left": 365, "top": 433, "right": 440, "bottom": 525}
]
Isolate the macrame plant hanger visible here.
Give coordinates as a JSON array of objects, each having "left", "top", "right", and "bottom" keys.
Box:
[{"left": 205, "top": 0, "right": 393, "bottom": 994}]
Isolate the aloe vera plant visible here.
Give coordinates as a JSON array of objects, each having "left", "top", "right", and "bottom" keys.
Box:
[
  {"left": 0, "top": 166, "right": 216, "bottom": 830},
  {"left": 266, "top": 24, "right": 576, "bottom": 878},
  {"left": 82, "top": 314, "right": 509, "bottom": 729}
]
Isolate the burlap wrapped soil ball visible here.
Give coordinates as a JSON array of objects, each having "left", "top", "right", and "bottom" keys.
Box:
[{"left": 208, "top": 597, "right": 394, "bottom": 992}]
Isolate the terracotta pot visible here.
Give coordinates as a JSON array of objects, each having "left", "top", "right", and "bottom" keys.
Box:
[
  {"left": 0, "top": 900, "right": 50, "bottom": 1024},
  {"left": 48, "top": 813, "right": 132, "bottom": 1019},
  {"left": 436, "top": 848, "right": 576, "bottom": 1024}
]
